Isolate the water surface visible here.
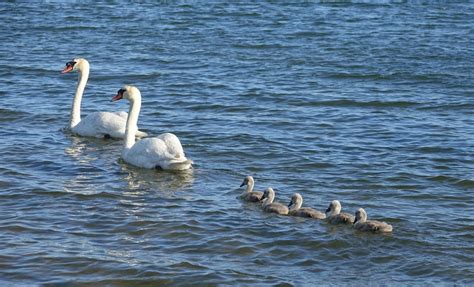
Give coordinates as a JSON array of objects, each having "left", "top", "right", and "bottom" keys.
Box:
[{"left": 0, "top": 1, "right": 473, "bottom": 285}]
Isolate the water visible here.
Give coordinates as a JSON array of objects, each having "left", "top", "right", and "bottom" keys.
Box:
[{"left": 1, "top": 1, "right": 473, "bottom": 285}]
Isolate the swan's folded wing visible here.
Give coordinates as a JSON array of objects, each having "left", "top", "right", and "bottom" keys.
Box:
[
  {"left": 127, "top": 137, "right": 186, "bottom": 169},
  {"left": 73, "top": 112, "right": 122, "bottom": 138},
  {"left": 95, "top": 112, "right": 127, "bottom": 137},
  {"left": 115, "top": 111, "right": 128, "bottom": 119},
  {"left": 89, "top": 112, "right": 145, "bottom": 139},
  {"left": 156, "top": 132, "right": 186, "bottom": 158}
]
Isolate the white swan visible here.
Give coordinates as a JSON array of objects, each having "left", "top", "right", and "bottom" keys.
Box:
[
  {"left": 288, "top": 193, "right": 326, "bottom": 219},
  {"left": 239, "top": 175, "right": 263, "bottom": 202},
  {"left": 353, "top": 208, "right": 393, "bottom": 233},
  {"left": 325, "top": 200, "right": 355, "bottom": 225},
  {"left": 111, "top": 85, "right": 193, "bottom": 170},
  {"left": 261, "top": 188, "right": 289, "bottom": 215},
  {"left": 61, "top": 58, "right": 147, "bottom": 139}
]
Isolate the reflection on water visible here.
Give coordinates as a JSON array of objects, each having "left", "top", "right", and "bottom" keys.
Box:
[
  {"left": 119, "top": 161, "right": 195, "bottom": 195},
  {"left": 64, "top": 135, "right": 103, "bottom": 165},
  {"left": 63, "top": 135, "right": 114, "bottom": 195}
]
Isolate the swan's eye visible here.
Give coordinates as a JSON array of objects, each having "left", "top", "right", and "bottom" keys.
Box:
[
  {"left": 66, "top": 61, "right": 76, "bottom": 67},
  {"left": 117, "top": 88, "right": 126, "bottom": 95}
]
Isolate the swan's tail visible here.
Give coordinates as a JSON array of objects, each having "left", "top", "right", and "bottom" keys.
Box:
[
  {"left": 135, "top": 130, "right": 148, "bottom": 138},
  {"left": 168, "top": 159, "right": 193, "bottom": 170}
]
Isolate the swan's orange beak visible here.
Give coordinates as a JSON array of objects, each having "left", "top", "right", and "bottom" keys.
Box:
[
  {"left": 61, "top": 65, "right": 73, "bottom": 74},
  {"left": 111, "top": 93, "right": 123, "bottom": 102}
]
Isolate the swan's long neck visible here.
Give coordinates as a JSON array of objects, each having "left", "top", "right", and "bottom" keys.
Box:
[
  {"left": 70, "top": 66, "right": 89, "bottom": 128},
  {"left": 123, "top": 94, "right": 141, "bottom": 154}
]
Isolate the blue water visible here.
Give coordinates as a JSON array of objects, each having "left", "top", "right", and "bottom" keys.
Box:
[{"left": 0, "top": 1, "right": 473, "bottom": 285}]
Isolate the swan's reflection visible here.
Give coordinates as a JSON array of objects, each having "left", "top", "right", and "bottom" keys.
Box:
[
  {"left": 118, "top": 159, "right": 195, "bottom": 196},
  {"left": 63, "top": 134, "right": 120, "bottom": 195},
  {"left": 64, "top": 134, "right": 118, "bottom": 164}
]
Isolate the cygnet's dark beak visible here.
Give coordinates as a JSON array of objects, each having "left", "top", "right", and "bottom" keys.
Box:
[
  {"left": 353, "top": 217, "right": 358, "bottom": 224},
  {"left": 325, "top": 207, "right": 331, "bottom": 213},
  {"left": 240, "top": 182, "right": 245, "bottom": 187}
]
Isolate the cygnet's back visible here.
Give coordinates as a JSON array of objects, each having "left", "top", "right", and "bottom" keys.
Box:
[
  {"left": 261, "top": 188, "right": 288, "bottom": 215},
  {"left": 353, "top": 208, "right": 393, "bottom": 233},
  {"left": 288, "top": 193, "right": 325, "bottom": 219}
]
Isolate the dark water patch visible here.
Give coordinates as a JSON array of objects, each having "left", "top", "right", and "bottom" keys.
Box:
[
  {"left": 428, "top": 175, "right": 472, "bottom": 187},
  {"left": 455, "top": 179, "right": 474, "bottom": 189},
  {"left": 287, "top": 31, "right": 332, "bottom": 38},
  {"left": 418, "top": 102, "right": 474, "bottom": 111},
  {"left": 415, "top": 146, "right": 457, "bottom": 153},
  {"left": 0, "top": 108, "right": 30, "bottom": 122},
  {"left": 232, "top": 43, "right": 297, "bottom": 50}
]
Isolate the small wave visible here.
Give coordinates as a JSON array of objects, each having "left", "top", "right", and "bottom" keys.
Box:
[
  {"left": 287, "top": 31, "right": 331, "bottom": 38},
  {"left": 53, "top": 25, "right": 101, "bottom": 31},
  {"left": 232, "top": 43, "right": 295, "bottom": 50},
  {"left": 290, "top": 99, "right": 419, "bottom": 109},
  {"left": 169, "top": 261, "right": 209, "bottom": 270},
  {"left": 418, "top": 103, "right": 474, "bottom": 111},
  {"left": 314, "top": 0, "right": 464, "bottom": 4}
]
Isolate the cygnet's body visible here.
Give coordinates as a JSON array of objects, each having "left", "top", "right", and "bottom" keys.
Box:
[
  {"left": 353, "top": 208, "right": 393, "bottom": 233},
  {"left": 261, "top": 188, "right": 288, "bottom": 215},
  {"left": 325, "top": 200, "right": 355, "bottom": 225},
  {"left": 288, "top": 193, "right": 326, "bottom": 219},
  {"left": 239, "top": 176, "right": 263, "bottom": 202}
]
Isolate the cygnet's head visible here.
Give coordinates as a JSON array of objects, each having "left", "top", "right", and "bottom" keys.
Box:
[
  {"left": 353, "top": 208, "right": 367, "bottom": 224},
  {"left": 261, "top": 187, "right": 275, "bottom": 200},
  {"left": 112, "top": 85, "right": 141, "bottom": 102},
  {"left": 325, "top": 200, "right": 342, "bottom": 215},
  {"left": 61, "top": 58, "right": 89, "bottom": 74},
  {"left": 288, "top": 193, "right": 303, "bottom": 209},
  {"left": 240, "top": 175, "right": 254, "bottom": 187}
]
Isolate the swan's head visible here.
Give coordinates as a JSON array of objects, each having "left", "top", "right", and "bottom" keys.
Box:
[
  {"left": 325, "top": 200, "right": 342, "bottom": 215},
  {"left": 288, "top": 193, "right": 303, "bottom": 209},
  {"left": 240, "top": 175, "right": 254, "bottom": 187},
  {"left": 112, "top": 85, "right": 141, "bottom": 102},
  {"left": 353, "top": 208, "right": 367, "bottom": 224},
  {"left": 61, "top": 58, "right": 89, "bottom": 74}
]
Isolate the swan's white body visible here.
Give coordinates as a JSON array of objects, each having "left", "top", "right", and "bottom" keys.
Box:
[
  {"left": 62, "top": 58, "right": 146, "bottom": 139},
  {"left": 114, "top": 86, "right": 192, "bottom": 170}
]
